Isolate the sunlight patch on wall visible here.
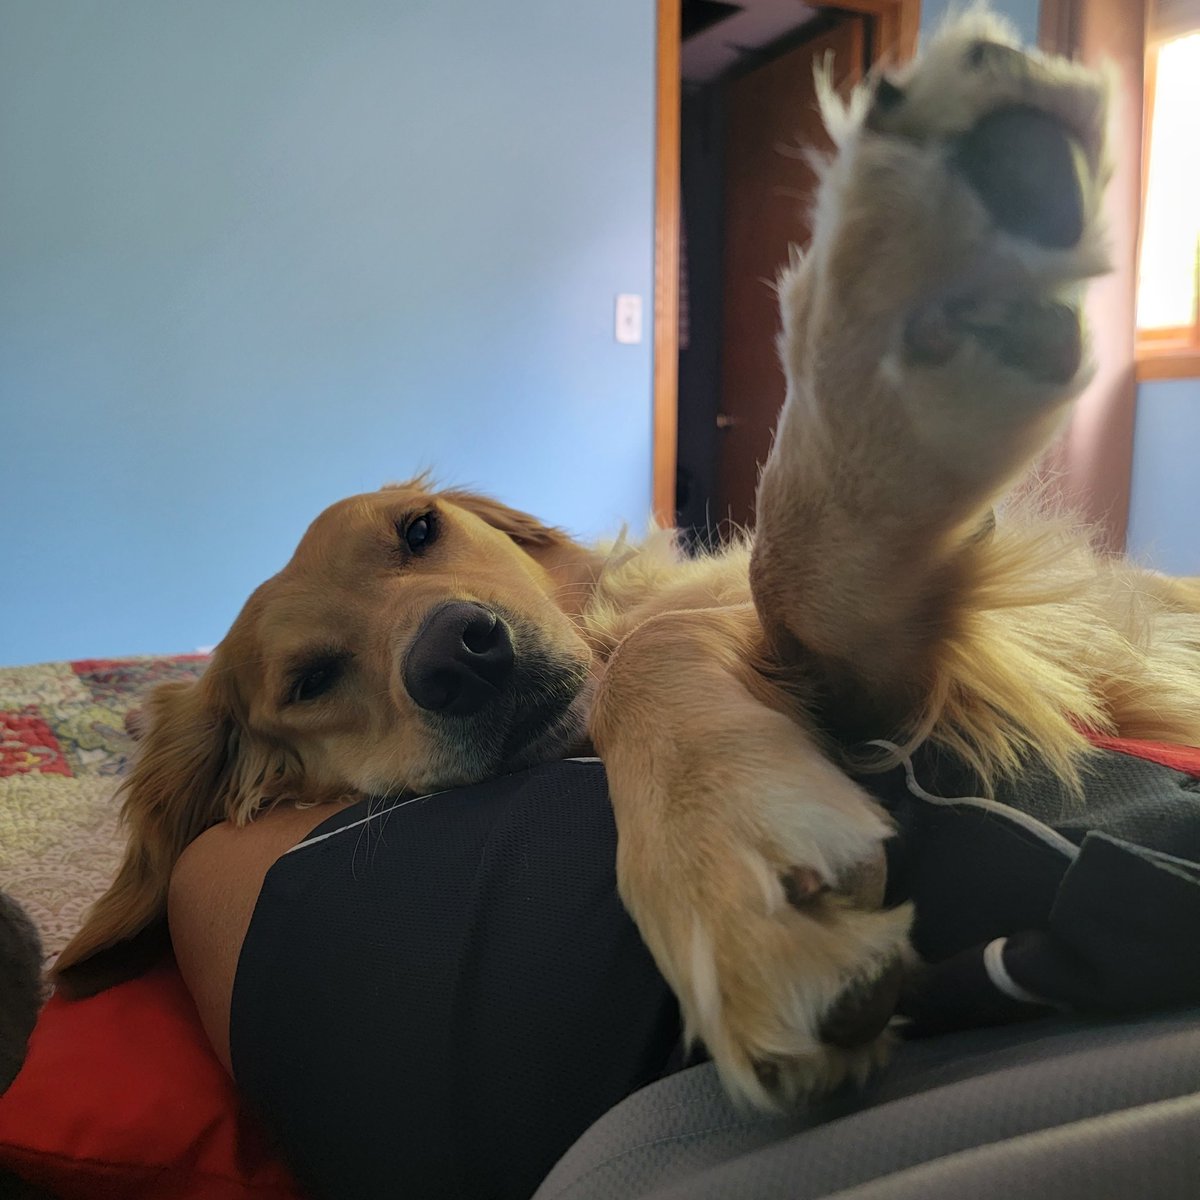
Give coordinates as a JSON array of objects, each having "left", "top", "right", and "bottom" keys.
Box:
[{"left": 1137, "top": 33, "right": 1200, "bottom": 331}]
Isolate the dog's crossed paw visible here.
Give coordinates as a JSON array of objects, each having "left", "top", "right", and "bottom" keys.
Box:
[
  {"left": 611, "top": 738, "right": 914, "bottom": 1112},
  {"left": 684, "top": 883, "right": 914, "bottom": 1111}
]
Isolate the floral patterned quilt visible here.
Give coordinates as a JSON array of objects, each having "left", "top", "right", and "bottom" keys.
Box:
[{"left": 0, "top": 655, "right": 208, "bottom": 964}]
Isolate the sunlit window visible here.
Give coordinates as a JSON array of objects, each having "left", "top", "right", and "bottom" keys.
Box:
[{"left": 1136, "top": 32, "right": 1200, "bottom": 338}]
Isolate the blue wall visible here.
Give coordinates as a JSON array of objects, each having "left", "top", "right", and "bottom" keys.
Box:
[
  {"left": 1127, "top": 379, "right": 1200, "bottom": 576},
  {"left": 921, "top": 0, "right": 1040, "bottom": 43},
  {"left": 0, "top": 1, "right": 655, "bottom": 664}
]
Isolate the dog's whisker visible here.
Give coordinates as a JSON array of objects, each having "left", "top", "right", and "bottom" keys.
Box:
[{"left": 351, "top": 794, "right": 375, "bottom": 881}]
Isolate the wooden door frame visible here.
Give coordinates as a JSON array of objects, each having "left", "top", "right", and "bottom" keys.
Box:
[
  {"left": 653, "top": 0, "right": 682, "bottom": 526},
  {"left": 651, "top": 0, "right": 921, "bottom": 524}
]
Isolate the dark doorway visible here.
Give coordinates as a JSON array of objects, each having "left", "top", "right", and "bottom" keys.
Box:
[{"left": 675, "top": 6, "right": 870, "bottom": 541}]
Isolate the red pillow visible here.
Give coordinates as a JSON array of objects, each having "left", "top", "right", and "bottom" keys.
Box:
[{"left": 0, "top": 963, "right": 303, "bottom": 1200}]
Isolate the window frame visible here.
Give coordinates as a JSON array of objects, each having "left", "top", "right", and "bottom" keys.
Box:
[{"left": 1135, "top": 28, "right": 1200, "bottom": 381}]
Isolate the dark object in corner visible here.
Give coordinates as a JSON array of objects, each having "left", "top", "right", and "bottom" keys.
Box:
[{"left": 0, "top": 892, "right": 42, "bottom": 1096}]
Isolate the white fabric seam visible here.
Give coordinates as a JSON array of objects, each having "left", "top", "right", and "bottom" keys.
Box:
[
  {"left": 983, "top": 936, "right": 1053, "bottom": 1007},
  {"left": 281, "top": 758, "right": 603, "bottom": 855}
]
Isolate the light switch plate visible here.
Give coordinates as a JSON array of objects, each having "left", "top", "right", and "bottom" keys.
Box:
[{"left": 615, "top": 293, "right": 643, "bottom": 344}]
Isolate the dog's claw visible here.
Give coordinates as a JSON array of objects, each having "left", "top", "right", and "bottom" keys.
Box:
[{"left": 819, "top": 955, "right": 906, "bottom": 1049}]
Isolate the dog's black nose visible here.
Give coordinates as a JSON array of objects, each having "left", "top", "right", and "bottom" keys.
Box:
[
  {"left": 950, "top": 104, "right": 1086, "bottom": 248},
  {"left": 403, "top": 602, "right": 515, "bottom": 716}
]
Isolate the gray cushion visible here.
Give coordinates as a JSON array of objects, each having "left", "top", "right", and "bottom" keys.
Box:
[{"left": 534, "top": 1011, "right": 1200, "bottom": 1200}]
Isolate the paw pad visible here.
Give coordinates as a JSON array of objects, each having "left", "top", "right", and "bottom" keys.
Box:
[
  {"left": 867, "top": 76, "right": 905, "bottom": 127},
  {"left": 966, "top": 40, "right": 1024, "bottom": 72},
  {"left": 950, "top": 105, "right": 1087, "bottom": 248}
]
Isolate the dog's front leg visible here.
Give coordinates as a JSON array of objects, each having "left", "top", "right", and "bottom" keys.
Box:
[
  {"left": 591, "top": 605, "right": 910, "bottom": 1109},
  {"left": 751, "top": 13, "right": 1110, "bottom": 729}
]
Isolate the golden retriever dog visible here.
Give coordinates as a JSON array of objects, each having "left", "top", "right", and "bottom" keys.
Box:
[{"left": 55, "top": 12, "right": 1200, "bottom": 1109}]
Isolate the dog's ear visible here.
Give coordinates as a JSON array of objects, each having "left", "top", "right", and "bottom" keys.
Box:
[
  {"left": 52, "top": 675, "right": 300, "bottom": 997},
  {"left": 440, "top": 487, "right": 609, "bottom": 615},
  {"left": 437, "top": 488, "right": 571, "bottom": 549},
  {"left": 53, "top": 679, "right": 233, "bottom": 996}
]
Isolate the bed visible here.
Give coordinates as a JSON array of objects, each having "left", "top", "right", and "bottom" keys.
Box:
[
  {"left": 0, "top": 655, "right": 208, "bottom": 965},
  {"left": 2, "top": 655, "right": 1198, "bottom": 1199}
]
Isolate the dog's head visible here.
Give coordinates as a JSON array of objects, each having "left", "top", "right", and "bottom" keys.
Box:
[{"left": 54, "top": 480, "right": 601, "bottom": 995}]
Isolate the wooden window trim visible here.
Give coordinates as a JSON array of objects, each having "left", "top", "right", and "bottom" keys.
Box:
[
  {"left": 1137, "top": 346, "right": 1200, "bottom": 380},
  {"left": 1139, "top": 324, "right": 1193, "bottom": 343}
]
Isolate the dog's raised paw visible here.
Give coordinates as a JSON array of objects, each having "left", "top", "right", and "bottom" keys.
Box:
[
  {"left": 863, "top": 14, "right": 1109, "bottom": 387},
  {"left": 790, "top": 9, "right": 1114, "bottom": 488}
]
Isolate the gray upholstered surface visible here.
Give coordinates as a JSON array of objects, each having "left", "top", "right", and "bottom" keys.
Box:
[
  {"left": 819, "top": 1094, "right": 1200, "bottom": 1200},
  {"left": 533, "top": 1011, "right": 1200, "bottom": 1200}
]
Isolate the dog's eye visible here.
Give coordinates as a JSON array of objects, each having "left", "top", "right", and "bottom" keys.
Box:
[
  {"left": 402, "top": 511, "right": 437, "bottom": 554},
  {"left": 289, "top": 660, "right": 343, "bottom": 704}
]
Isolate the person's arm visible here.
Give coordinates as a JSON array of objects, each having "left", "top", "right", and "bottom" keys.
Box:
[{"left": 168, "top": 804, "right": 348, "bottom": 1072}]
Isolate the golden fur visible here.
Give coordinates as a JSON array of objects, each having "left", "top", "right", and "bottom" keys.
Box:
[{"left": 55, "top": 11, "right": 1200, "bottom": 1108}]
